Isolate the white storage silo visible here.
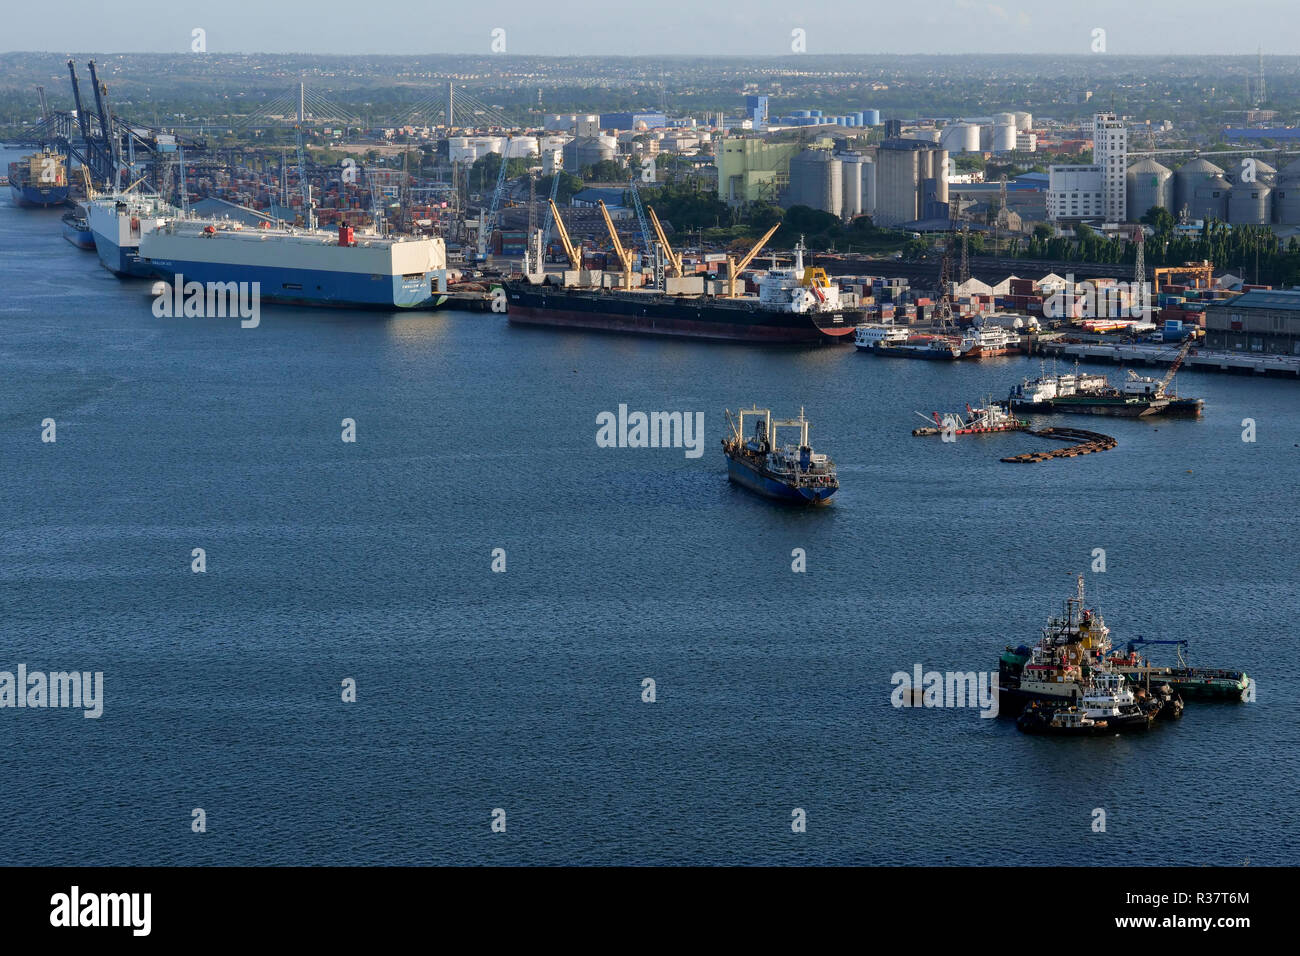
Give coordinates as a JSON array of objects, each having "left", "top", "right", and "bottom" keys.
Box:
[{"left": 992, "top": 124, "right": 1017, "bottom": 153}]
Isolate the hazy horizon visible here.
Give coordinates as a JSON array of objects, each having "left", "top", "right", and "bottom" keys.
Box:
[{"left": 2, "top": 0, "right": 1296, "bottom": 57}]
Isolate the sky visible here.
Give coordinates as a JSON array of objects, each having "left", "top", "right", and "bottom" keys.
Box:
[{"left": 2, "top": 0, "right": 1296, "bottom": 57}]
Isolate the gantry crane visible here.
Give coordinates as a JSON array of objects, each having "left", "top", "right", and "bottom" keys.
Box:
[
  {"left": 597, "top": 200, "right": 635, "bottom": 290},
  {"left": 726, "top": 222, "right": 782, "bottom": 297},
  {"left": 646, "top": 205, "right": 683, "bottom": 277},
  {"left": 1153, "top": 261, "right": 1213, "bottom": 294},
  {"left": 547, "top": 197, "right": 582, "bottom": 272}
]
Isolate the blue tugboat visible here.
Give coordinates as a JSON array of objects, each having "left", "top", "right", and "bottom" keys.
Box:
[{"left": 722, "top": 406, "right": 838, "bottom": 505}]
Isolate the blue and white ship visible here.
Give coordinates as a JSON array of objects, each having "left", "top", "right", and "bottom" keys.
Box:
[
  {"left": 7, "top": 151, "right": 70, "bottom": 207},
  {"left": 722, "top": 406, "right": 838, "bottom": 505},
  {"left": 86, "top": 192, "right": 178, "bottom": 277},
  {"left": 138, "top": 219, "right": 449, "bottom": 309},
  {"left": 62, "top": 201, "right": 95, "bottom": 250}
]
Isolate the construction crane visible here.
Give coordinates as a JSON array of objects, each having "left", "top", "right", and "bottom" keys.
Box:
[
  {"left": 1153, "top": 261, "right": 1213, "bottom": 295},
  {"left": 646, "top": 205, "right": 683, "bottom": 276},
  {"left": 477, "top": 137, "right": 512, "bottom": 262},
  {"left": 597, "top": 200, "right": 635, "bottom": 290},
  {"left": 547, "top": 197, "right": 581, "bottom": 271},
  {"left": 726, "top": 222, "right": 782, "bottom": 298},
  {"left": 1154, "top": 334, "right": 1196, "bottom": 399}
]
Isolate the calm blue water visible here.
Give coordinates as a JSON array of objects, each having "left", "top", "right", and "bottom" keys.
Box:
[{"left": 2, "top": 149, "right": 1298, "bottom": 865}]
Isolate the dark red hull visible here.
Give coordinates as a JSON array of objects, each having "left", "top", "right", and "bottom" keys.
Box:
[{"left": 505, "top": 283, "right": 859, "bottom": 345}]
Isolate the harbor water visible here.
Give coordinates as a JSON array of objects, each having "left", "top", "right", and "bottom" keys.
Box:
[{"left": 2, "top": 152, "right": 1298, "bottom": 865}]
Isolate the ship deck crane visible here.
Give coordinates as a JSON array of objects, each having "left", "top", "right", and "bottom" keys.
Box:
[
  {"left": 726, "top": 222, "right": 782, "bottom": 298},
  {"left": 597, "top": 200, "right": 635, "bottom": 291},
  {"left": 1154, "top": 333, "right": 1195, "bottom": 398},
  {"left": 646, "top": 205, "right": 683, "bottom": 277},
  {"left": 547, "top": 197, "right": 582, "bottom": 272}
]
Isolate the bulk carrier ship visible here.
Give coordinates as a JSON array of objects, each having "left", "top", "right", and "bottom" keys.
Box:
[{"left": 507, "top": 216, "right": 863, "bottom": 344}]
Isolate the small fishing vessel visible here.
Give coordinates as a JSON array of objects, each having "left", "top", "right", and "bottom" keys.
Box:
[
  {"left": 960, "top": 324, "right": 1022, "bottom": 357},
  {"left": 912, "top": 399, "right": 1028, "bottom": 436},
  {"left": 722, "top": 406, "right": 838, "bottom": 505},
  {"left": 1016, "top": 703, "right": 1113, "bottom": 736}
]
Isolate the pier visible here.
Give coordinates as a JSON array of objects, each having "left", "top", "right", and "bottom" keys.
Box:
[{"left": 1039, "top": 340, "right": 1300, "bottom": 378}]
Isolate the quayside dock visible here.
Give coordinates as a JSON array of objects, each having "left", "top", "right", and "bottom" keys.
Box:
[{"left": 1040, "top": 340, "right": 1300, "bottom": 378}]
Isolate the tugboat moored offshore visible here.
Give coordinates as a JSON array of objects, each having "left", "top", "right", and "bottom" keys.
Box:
[{"left": 722, "top": 406, "right": 838, "bottom": 505}]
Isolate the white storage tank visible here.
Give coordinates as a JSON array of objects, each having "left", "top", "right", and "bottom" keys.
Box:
[
  {"left": 1013, "top": 111, "right": 1033, "bottom": 131},
  {"left": 992, "top": 112, "right": 1017, "bottom": 127},
  {"left": 992, "top": 123, "right": 1017, "bottom": 153},
  {"left": 940, "top": 123, "right": 980, "bottom": 154}
]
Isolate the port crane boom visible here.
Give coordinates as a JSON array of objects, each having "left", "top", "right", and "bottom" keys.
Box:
[
  {"left": 726, "top": 222, "right": 782, "bottom": 298},
  {"left": 646, "top": 205, "right": 683, "bottom": 277},
  {"left": 597, "top": 200, "right": 635, "bottom": 290},
  {"left": 1155, "top": 334, "right": 1195, "bottom": 398},
  {"left": 548, "top": 197, "right": 581, "bottom": 271}
]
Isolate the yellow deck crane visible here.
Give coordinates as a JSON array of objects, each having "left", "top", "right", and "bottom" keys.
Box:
[
  {"left": 547, "top": 197, "right": 582, "bottom": 273},
  {"left": 726, "top": 222, "right": 782, "bottom": 298},
  {"left": 646, "top": 205, "right": 683, "bottom": 277},
  {"left": 597, "top": 200, "right": 636, "bottom": 290}
]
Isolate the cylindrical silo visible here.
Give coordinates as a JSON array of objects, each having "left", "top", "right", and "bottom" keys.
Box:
[
  {"left": 992, "top": 123, "right": 1017, "bottom": 153},
  {"left": 861, "top": 155, "right": 876, "bottom": 216},
  {"left": 1225, "top": 156, "right": 1276, "bottom": 186},
  {"left": 840, "top": 152, "right": 864, "bottom": 218},
  {"left": 788, "top": 148, "right": 842, "bottom": 217},
  {"left": 1126, "top": 158, "right": 1173, "bottom": 219},
  {"left": 1014, "top": 111, "right": 1033, "bottom": 131},
  {"left": 1175, "top": 158, "right": 1226, "bottom": 219},
  {"left": 1191, "top": 173, "right": 1231, "bottom": 222},
  {"left": 979, "top": 125, "right": 993, "bottom": 151},
  {"left": 940, "top": 123, "right": 980, "bottom": 154},
  {"left": 863, "top": 109, "right": 881, "bottom": 126},
  {"left": 1228, "top": 179, "right": 1271, "bottom": 224},
  {"left": 1272, "top": 158, "right": 1300, "bottom": 223},
  {"left": 992, "top": 112, "right": 1016, "bottom": 127}
]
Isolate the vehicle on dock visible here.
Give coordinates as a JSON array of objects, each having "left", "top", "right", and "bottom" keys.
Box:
[{"left": 722, "top": 406, "right": 838, "bottom": 505}]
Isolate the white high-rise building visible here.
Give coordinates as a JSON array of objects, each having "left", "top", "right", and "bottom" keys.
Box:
[{"left": 1092, "top": 111, "right": 1127, "bottom": 221}]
